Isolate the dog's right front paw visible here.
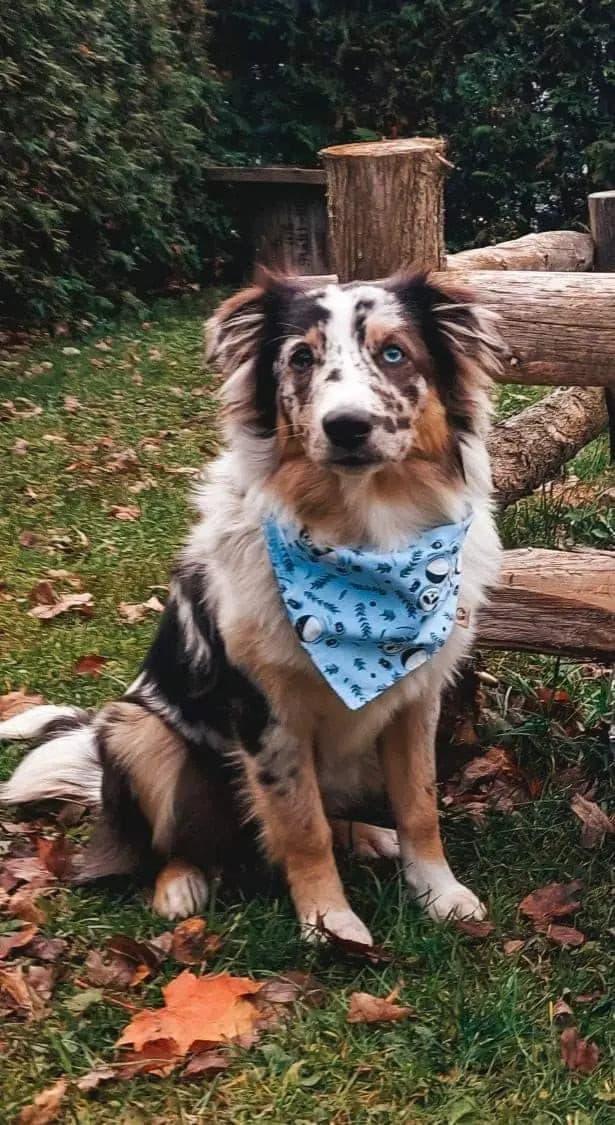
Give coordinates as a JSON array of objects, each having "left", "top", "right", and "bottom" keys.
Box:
[
  {"left": 300, "top": 907, "right": 373, "bottom": 947},
  {"left": 152, "top": 861, "right": 208, "bottom": 920}
]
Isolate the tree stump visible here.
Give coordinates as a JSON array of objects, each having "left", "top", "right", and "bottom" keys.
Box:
[{"left": 319, "top": 138, "right": 447, "bottom": 281}]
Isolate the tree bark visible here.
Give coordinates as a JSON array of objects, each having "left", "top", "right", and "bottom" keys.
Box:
[
  {"left": 319, "top": 138, "right": 447, "bottom": 281},
  {"left": 447, "top": 231, "right": 593, "bottom": 272},
  {"left": 475, "top": 549, "right": 615, "bottom": 660},
  {"left": 437, "top": 270, "right": 615, "bottom": 386},
  {"left": 488, "top": 386, "right": 608, "bottom": 507}
]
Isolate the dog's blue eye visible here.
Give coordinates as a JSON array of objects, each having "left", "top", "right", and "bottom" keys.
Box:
[{"left": 381, "top": 345, "right": 405, "bottom": 365}]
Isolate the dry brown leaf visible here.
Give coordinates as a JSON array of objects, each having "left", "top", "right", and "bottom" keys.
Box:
[
  {"left": 519, "top": 880, "right": 583, "bottom": 925},
  {"left": 26, "top": 935, "right": 68, "bottom": 964},
  {"left": 29, "top": 591, "right": 93, "bottom": 621},
  {"left": 0, "top": 924, "right": 39, "bottom": 960},
  {"left": 454, "top": 918, "right": 496, "bottom": 940},
  {"left": 560, "top": 1027, "right": 601, "bottom": 1074},
  {"left": 552, "top": 998, "right": 574, "bottom": 1022},
  {"left": 38, "top": 835, "right": 76, "bottom": 880},
  {"left": 117, "top": 970, "right": 263, "bottom": 1064},
  {"left": 74, "top": 654, "right": 108, "bottom": 677},
  {"left": 315, "top": 921, "right": 396, "bottom": 965},
  {"left": 109, "top": 504, "right": 140, "bottom": 521},
  {"left": 170, "top": 917, "right": 222, "bottom": 966},
  {"left": 83, "top": 949, "right": 135, "bottom": 990},
  {"left": 258, "top": 970, "right": 328, "bottom": 1009},
  {"left": 18, "top": 530, "right": 39, "bottom": 548},
  {"left": 118, "top": 596, "right": 164, "bottom": 623},
  {"left": 0, "top": 690, "right": 44, "bottom": 720},
  {"left": 26, "top": 964, "right": 58, "bottom": 1003},
  {"left": 5, "top": 886, "right": 48, "bottom": 926},
  {"left": 502, "top": 939, "right": 525, "bottom": 956},
  {"left": 63, "top": 395, "right": 81, "bottom": 414},
  {"left": 3, "top": 855, "right": 55, "bottom": 891},
  {"left": 28, "top": 580, "right": 57, "bottom": 607},
  {"left": 347, "top": 989, "right": 415, "bottom": 1024},
  {"left": 0, "top": 964, "right": 46, "bottom": 1020},
  {"left": 544, "top": 924, "right": 585, "bottom": 947},
  {"left": 570, "top": 793, "right": 615, "bottom": 849},
  {"left": 2, "top": 398, "right": 43, "bottom": 419},
  {"left": 75, "top": 1067, "right": 117, "bottom": 1093},
  {"left": 182, "top": 1049, "right": 230, "bottom": 1079},
  {"left": 106, "top": 933, "right": 166, "bottom": 984},
  {"left": 13, "top": 438, "right": 29, "bottom": 455},
  {"left": 17, "top": 1077, "right": 67, "bottom": 1125}
]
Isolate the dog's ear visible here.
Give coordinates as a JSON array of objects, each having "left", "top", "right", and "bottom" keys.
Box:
[
  {"left": 389, "top": 273, "right": 507, "bottom": 432},
  {"left": 205, "top": 284, "right": 267, "bottom": 377}
]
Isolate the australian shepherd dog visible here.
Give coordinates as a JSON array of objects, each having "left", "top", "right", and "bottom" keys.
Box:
[{"left": 0, "top": 271, "right": 504, "bottom": 946}]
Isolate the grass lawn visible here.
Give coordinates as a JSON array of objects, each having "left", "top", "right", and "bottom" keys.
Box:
[{"left": 1, "top": 297, "right": 613, "bottom": 1124}]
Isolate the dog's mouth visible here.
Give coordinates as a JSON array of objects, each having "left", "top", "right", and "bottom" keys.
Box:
[{"left": 327, "top": 451, "right": 384, "bottom": 471}]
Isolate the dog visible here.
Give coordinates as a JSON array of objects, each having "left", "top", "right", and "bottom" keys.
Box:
[{"left": 0, "top": 271, "right": 504, "bottom": 945}]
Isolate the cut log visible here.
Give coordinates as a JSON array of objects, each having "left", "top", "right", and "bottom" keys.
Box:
[
  {"left": 319, "top": 138, "right": 447, "bottom": 281},
  {"left": 489, "top": 386, "right": 608, "bottom": 507},
  {"left": 476, "top": 549, "right": 615, "bottom": 660},
  {"left": 438, "top": 270, "right": 615, "bottom": 387},
  {"left": 447, "top": 231, "right": 593, "bottom": 272}
]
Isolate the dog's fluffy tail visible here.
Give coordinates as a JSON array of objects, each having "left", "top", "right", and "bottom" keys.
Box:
[{"left": 0, "top": 705, "right": 102, "bottom": 807}]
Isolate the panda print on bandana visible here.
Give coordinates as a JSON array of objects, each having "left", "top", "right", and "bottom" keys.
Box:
[{"left": 264, "top": 512, "right": 473, "bottom": 710}]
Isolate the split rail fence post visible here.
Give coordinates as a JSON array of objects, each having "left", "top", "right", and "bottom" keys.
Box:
[
  {"left": 319, "top": 138, "right": 447, "bottom": 280},
  {"left": 588, "top": 190, "right": 615, "bottom": 459}
]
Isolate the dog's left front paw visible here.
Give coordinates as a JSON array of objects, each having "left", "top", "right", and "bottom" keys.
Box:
[{"left": 425, "top": 882, "right": 486, "bottom": 923}]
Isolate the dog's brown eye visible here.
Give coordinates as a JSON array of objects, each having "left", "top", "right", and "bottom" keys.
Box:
[{"left": 290, "top": 345, "right": 314, "bottom": 373}]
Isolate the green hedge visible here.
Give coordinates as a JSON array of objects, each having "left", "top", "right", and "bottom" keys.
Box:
[
  {"left": 0, "top": 0, "right": 236, "bottom": 324},
  {"left": 212, "top": 0, "right": 615, "bottom": 250},
  {"left": 1, "top": 1, "right": 614, "bottom": 324}
]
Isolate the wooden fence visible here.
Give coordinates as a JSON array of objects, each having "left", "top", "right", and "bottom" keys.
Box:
[{"left": 205, "top": 141, "right": 615, "bottom": 662}]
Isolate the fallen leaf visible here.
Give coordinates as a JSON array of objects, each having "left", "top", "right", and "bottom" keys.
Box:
[
  {"left": 258, "top": 971, "right": 328, "bottom": 1009},
  {"left": 18, "top": 531, "right": 39, "bottom": 548},
  {"left": 13, "top": 438, "right": 28, "bottom": 455},
  {"left": 502, "top": 939, "right": 525, "bottom": 956},
  {"left": 83, "top": 949, "right": 135, "bottom": 990},
  {"left": 64, "top": 987, "right": 104, "bottom": 1014},
  {"left": 63, "top": 395, "right": 81, "bottom": 413},
  {"left": 315, "top": 923, "right": 396, "bottom": 965},
  {"left": 3, "top": 855, "right": 55, "bottom": 891},
  {"left": 552, "top": 998, "right": 574, "bottom": 1022},
  {"left": 5, "top": 886, "right": 47, "bottom": 925},
  {"left": 0, "top": 924, "right": 39, "bottom": 960},
  {"left": 519, "top": 881, "right": 583, "bottom": 925},
  {"left": 38, "top": 835, "right": 76, "bottom": 879},
  {"left": 75, "top": 1067, "right": 116, "bottom": 1092},
  {"left": 28, "top": 591, "right": 93, "bottom": 621},
  {"left": 74, "top": 653, "right": 108, "bottom": 677},
  {"left": 25, "top": 934, "right": 68, "bottom": 963},
  {"left": 109, "top": 505, "right": 140, "bottom": 521},
  {"left": 454, "top": 918, "right": 495, "bottom": 939},
  {"left": 570, "top": 793, "right": 615, "bottom": 849},
  {"left": 62, "top": 346, "right": 81, "bottom": 356},
  {"left": 560, "top": 1027, "right": 601, "bottom": 1074},
  {"left": 117, "top": 971, "right": 263, "bottom": 1064},
  {"left": 545, "top": 924, "right": 586, "bottom": 947},
  {"left": 105, "top": 933, "right": 165, "bottom": 985},
  {"left": 28, "top": 580, "right": 58, "bottom": 607},
  {"left": 118, "top": 596, "right": 164, "bottom": 623},
  {"left": 0, "top": 690, "right": 44, "bottom": 720},
  {"left": 170, "top": 917, "right": 223, "bottom": 966},
  {"left": 347, "top": 989, "right": 415, "bottom": 1024},
  {"left": 0, "top": 964, "right": 46, "bottom": 1020},
  {"left": 182, "top": 1049, "right": 230, "bottom": 1079},
  {"left": 2, "top": 398, "right": 42, "bottom": 418},
  {"left": 26, "top": 964, "right": 58, "bottom": 1003},
  {"left": 17, "top": 1077, "right": 67, "bottom": 1125}
]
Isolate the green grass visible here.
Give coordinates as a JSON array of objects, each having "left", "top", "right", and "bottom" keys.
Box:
[{"left": 1, "top": 300, "right": 613, "bottom": 1123}]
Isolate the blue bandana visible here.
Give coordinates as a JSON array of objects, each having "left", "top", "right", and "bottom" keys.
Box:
[{"left": 264, "top": 514, "right": 472, "bottom": 710}]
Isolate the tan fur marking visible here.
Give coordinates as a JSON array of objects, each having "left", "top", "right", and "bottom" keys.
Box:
[
  {"left": 100, "top": 701, "right": 186, "bottom": 853},
  {"left": 412, "top": 387, "right": 454, "bottom": 460},
  {"left": 380, "top": 695, "right": 445, "bottom": 864}
]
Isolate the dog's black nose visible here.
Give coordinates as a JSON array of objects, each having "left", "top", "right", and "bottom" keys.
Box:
[{"left": 322, "top": 409, "right": 373, "bottom": 450}]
